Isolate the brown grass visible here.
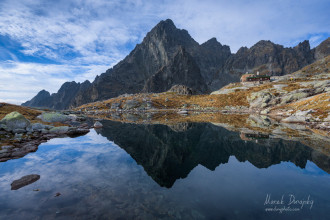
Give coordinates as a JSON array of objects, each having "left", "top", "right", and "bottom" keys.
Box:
[
  {"left": 0, "top": 103, "right": 41, "bottom": 122},
  {"left": 285, "top": 93, "right": 330, "bottom": 119},
  {"left": 0, "top": 103, "right": 66, "bottom": 126}
]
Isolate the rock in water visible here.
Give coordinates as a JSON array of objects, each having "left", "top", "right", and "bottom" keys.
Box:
[
  {"left": 11, "top": 174, "right": 40, "bottom": 190},
  {"left": 94, "top": 121, "right": 103, "bottom": 128},
  {"left": 0, "top": 111, "right": 30, "bottom": 131}
]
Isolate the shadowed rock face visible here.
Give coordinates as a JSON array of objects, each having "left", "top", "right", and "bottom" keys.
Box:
[
  {"left": 96, "top": 121, "right": 330, "bottom": 188},
  {"left": 11, "top": 174, "right": 40, "bottom": 190},
  {"left": 142, "top": 46, "right": 208, "bottom": 94},
  {"left": 23, "top": 20, "right": 330, "bottom": 110}
]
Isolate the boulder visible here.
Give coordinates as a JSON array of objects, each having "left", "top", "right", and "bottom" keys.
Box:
[
  {"left": 31, "top": 123, "right": 47, "bottom": 132},
  {"left": 0, "top": 124, "right": 9, "bottom": 131},
  {"left": 94, "top": 121, "right": 103, "bottom": 128},
  {"left": 48, "top": 126, "right": 69, "bottom": 134},
  {"left": 0, "top": 112, "right": 30, "bottom": 131},
  {"left": 11, "top": 174, "right": 40, "bottom": 190},
  {"left": 167, "top": 85, "right": 194, "bottom": 95},
  {"left": 37, "top": 112, "right": 69, "bottom": 123},
  {"left": 66, "top": 128, "right": 90, "bottom": 137}
]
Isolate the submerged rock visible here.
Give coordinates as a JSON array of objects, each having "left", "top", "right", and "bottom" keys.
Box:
[
  {"left": 11, "top": 174, "right": 40, "bottom": 190},
  {"left": 66, "top": 128, "right": 90, "bottom": 137}
]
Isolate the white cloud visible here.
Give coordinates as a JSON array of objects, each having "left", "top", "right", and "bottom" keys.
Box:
[{"left": 0, "top": 61, "right": 110, "bottom": 104}]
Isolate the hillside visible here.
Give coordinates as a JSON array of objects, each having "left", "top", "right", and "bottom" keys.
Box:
[
  {"left": 22, "top": 19, "right": 330, "bottom": 110},
  {"left": 74, "top": 55, "right": 330, "bottom": 129}
]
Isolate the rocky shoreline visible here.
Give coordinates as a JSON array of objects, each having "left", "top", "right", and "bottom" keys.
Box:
[
  {"left": 0, "top": 110, "right": 94, "bottom": 162},
  {"left": 75, "top": 56, "right": 330, "bottom": 133}
]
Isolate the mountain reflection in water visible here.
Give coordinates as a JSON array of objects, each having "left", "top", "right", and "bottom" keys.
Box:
[
  {"left": 96, "top": 121, "right": 330, "bottom": 188},
  {"left": 0, "top": 121, "right": 329, "bottom": 220}
]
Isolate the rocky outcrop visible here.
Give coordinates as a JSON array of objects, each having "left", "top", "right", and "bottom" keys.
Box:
[
  {"left": 221, "top": 40, "right": 315, "bottom": 79},
  {"left": 11, "top": 174, "right": 40, "bottom": 190},
  {"left": 0, "top": 111, "right": 91, "bottom": 162},
  {"left": 23, "top": 20, "right": 330, "bottom": 110},
  {"left": 37, "top": 112, "right": 70, "bottom": 123},
  {"left": 314, "top": 37, "right": 330, "bottom": 60},
  {"left": 167, "top": 85, "right": 195, "bottom": 95}
]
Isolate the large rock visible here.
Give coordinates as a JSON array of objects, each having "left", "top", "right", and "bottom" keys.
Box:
[
  {"left": 11, "top": 174, "right": 40, "bottom": 190},
  {"left": 31, "top": 123, "right": 47, "bottom": 131},
  {"left": 167, "top": 84, "right": 195, "bottom": 95},
  {"left": 0, "top": 112, "right": 30, "bottom": 131},
  {"left": 94, "top": 121, "right": 103, "bottom": 128},
  {"left": 37, "top": 112, "right": 69, "bottom": 123},
  {"left": 48, "top": 126, "right": 69, "bottom": 134}
]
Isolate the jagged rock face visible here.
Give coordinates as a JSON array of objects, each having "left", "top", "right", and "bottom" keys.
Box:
[
  {"left": 23, "top": 19, "right": 330, "bottom": 110},
  {"left": 76, "top": 19, "right": 201, "bottom": 102},
  {"left": 314, "top": 37, "right": 330, "bottom": 60},
  {"left": 222, "top": 40, "right": 316, "bottom": 78},
  {"left": 142, "top": 46, "right": 208, "bottom": 94},
  {"left": 192, "top": 37, "right": 232, "bottom": 89}
]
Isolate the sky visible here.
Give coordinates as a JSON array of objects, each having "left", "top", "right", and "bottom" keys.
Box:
[{"left": 0, "top": 0, "right": 329, "bottom": 104}]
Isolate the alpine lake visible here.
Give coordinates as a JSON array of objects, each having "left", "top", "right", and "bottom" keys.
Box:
[{"left": 0, "top": 114, "right": 329, "bottom": 220}]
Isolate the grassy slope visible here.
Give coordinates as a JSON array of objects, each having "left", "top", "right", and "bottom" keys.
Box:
[{"left": 0, "top": 103, "right": 65, "bottom": 126}]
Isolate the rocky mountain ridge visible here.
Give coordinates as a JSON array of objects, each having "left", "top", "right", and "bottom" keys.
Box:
[{"left": 23, "top": 19, "right": 330, "bottom": 109}]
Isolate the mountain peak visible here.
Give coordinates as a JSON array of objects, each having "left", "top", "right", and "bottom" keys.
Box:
[
  {"left": 294, "top": 40, "right": 310, "bottom": 51},
  {"left": 201, "top": 37, "right": 226, "bottom": 50},
  {"left": 156, "top": 19, "right": 176, "bottom": 29}
]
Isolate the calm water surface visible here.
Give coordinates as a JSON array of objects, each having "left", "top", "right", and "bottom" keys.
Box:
[{"left": 0, "top": 121, "right": 329, "bottom": 220}]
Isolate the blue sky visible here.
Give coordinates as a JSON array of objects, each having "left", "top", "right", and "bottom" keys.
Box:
[{"left": 0, "top": 0, "right": 329, "bottom": 104}]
